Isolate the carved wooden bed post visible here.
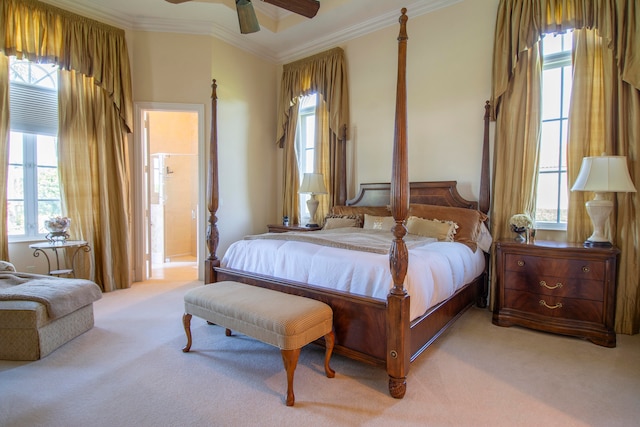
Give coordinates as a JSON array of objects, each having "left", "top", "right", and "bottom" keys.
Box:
[
  {"left": 387, "top": 8, "right": 410, "bottom": 399},
  {"left": 205, "top": 79, "right": 220, "bottom": 284}
]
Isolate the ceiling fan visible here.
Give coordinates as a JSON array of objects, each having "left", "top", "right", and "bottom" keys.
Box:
[{"left": 164, "top": 0, "right": 321, "bottom": 34}]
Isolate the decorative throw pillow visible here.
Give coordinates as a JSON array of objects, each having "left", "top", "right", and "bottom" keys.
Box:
[
  {"left": 475, "top": 222, "right": 493, "bottom": 253},
  {"left": 408, "top": 204, "right": 488, "bottom": 252},
  {"left": 406, "top": 216, "right": 458, "bottom": 241},
  {"left": 0, "top": 261, "right": 16, "bottom": 272},
  {"left": 363, "top": 214, "right": 396, "bottom": 231},
  {"left": 323, "top": 215, "right": 362, "bottom": 230}
]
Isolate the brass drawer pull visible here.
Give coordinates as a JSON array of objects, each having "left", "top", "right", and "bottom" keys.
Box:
[
  {"left": 517, "top": 260, "right": 525, "bottom": 267},
  {"left": 540, "top": 280, "right": 563, "bottom": 290},
  {"left": 539, "top": 300, "right": 562, "bottom": 310},
  {"left": 582, "top": 266, "right": 590, "bottom": 273}
]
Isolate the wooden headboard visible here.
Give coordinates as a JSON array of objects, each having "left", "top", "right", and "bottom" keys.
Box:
[{"left": 346, "top": 181, "right": 478, "bottom": 210}]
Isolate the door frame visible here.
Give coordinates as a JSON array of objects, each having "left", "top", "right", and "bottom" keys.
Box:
[{"left": 133, "top": 102, "right": 205, "bottom": 282}]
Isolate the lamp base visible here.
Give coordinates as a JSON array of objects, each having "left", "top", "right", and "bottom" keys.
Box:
[{"left": 584, "top": 240, "right": 613, "bottom": 248}]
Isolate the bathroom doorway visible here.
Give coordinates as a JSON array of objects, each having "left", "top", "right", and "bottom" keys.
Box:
[{"left": 134, "top": 103, "right": 204, "bottom": 282}]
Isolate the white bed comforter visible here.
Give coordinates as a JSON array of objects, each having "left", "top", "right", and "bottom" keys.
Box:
[{"left": 221, "top": 230, "right": 485, "bottom": 321}]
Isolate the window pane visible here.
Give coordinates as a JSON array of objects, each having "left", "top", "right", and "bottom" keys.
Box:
[
  {"left": 38, "top": 166, "right": 60, "bottom": 199},
  {"left": 37, "top": 135, "right": 58, "bottom": 166},
  {"left": 9, "top": 132, "right": 24, "bottom": 163},
  {"left": 536, "top": 173, "right": 561, "bottom": 222},
  {"left": 542, "top": 68, "right": 562, "bottom": 120},
  {"left": 7, "top": 201, "right": 25, "bottom": 235},
  {"left": 539, "top": 121, "right": 561, "bottom": 170},
  {"left": 542, "top": 32, "right": 572, "bottom": 55},
  {"left": 304, "top": 116, "right": 315, "bottom": 149},
  {"left": 542, "top": 34, "right": 562, "bottom": 55},
  {"left": 7, "top": 165, "right": 24, "bottom": 199},
  {"left": 38, "top": 201, "right": 61, "bottom": 233},
  {"left": 304, "top": 150, "right": 314, "bottom": 174}
]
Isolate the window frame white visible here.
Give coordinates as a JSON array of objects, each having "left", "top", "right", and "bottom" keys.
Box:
[
  {"left": 536, "top": 32, "right": 573, "bottom": 231},
  {"left": 7, "top": 57, "right": 61, "bottom": 242}
]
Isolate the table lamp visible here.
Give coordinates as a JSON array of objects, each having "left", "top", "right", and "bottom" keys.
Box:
[
  {"left": 571, "top": 154, "right": 636, "bottom": 247},
  {"left": 299, "top": 173, "right": 327, "bottom": 227}
]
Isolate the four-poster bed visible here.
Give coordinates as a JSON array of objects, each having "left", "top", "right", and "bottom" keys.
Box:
[{"left": 203, "top": 9, "right": 491, "bottom": 399}]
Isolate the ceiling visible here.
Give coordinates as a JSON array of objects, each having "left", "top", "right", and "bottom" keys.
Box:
[{"left": 41, "top": 0, "right": 460, "bottom": 63}]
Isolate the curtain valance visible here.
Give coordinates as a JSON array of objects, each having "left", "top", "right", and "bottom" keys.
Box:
[
  {"left": 276, "top": 47, "right": 349, "bottom": 147},
  {"left": 491, "top": 0, "right": 639, "bottom": 116},
  {"left": 0, "top": 0, "right": 133, "bottom": 131}
]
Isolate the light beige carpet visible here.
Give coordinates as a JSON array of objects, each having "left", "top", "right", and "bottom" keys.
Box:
[{"left": 1, "top": 278, "right": 639, "bottom": 427}]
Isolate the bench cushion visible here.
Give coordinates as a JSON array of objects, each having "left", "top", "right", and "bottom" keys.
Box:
[{"left": 184, "top": 281, "right": 332, "bottom": 350}]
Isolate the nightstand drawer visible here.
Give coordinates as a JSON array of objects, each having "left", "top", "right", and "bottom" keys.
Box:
[
  {"left": 504, "top": 290, "right": 604, "bottom": 323},
  {"left": 503, "top": 271, "right": 604, "bottom": 301},
  {"left": 504, "top": 254, "right": 605, "bottom": 281}
]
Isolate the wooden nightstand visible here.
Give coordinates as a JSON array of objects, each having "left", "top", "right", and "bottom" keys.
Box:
[
  {"left": 492, "top": 240, "right": 619, "bottom": 347},
  {"left": 267, "top": 224, "right": 322, "bottom": 233}
]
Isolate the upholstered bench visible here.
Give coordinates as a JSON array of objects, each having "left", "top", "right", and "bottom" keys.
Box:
[
  {"left": 182, "top": 281, "right": 335, "bottom": 406},
  {"left": 0, "top": 262, "right": 102, "bottom": 361}
]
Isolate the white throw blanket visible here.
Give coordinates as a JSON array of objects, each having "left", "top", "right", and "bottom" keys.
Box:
[{"left": 0, "top": 272, "right": 102, "bottom": 319}]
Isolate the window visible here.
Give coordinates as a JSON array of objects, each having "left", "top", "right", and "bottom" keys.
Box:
[
  {"left": 7, "top": 57, "right": 61, "bottom": 240},
  {"left": 536, "top": 31, "right": 573, "bottom": 230},
  {"left": 296, "top": 93, "right": 317, "bottom": 220}
]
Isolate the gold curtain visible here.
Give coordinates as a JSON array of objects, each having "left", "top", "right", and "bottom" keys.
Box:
[
  {"left": 489, "top": 46, "right": 542, "bottom": 310},
  {"left": 277, "top": 48, "right": 349, "bottom": 222},
  {"left": 491, "top": 0, "right": 640, "bottom": 333},
  {"left": 58, "top": 70, "right": 131, "bottom": 291},
  {"left": 282, "top": 102, "right": 301, "bottom": 224},
  {"left": 1, "top": 0, "right": 134, "bottom": 290},
  {"left": 567, "top": 29, "right": 610, "bottom": 243},
  {"left": 0, "top": 54, "right": 8, "bottom": 261}
]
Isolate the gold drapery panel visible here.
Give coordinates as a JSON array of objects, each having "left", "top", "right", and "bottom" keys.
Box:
[
  {"left": 282, "top": 102, "right": 301, "bottom": 224},
  {"left": 489, "top": 46, "right": 542, "bottom": 311},
  {"left": 277, "top": 47, "right": 349, "bottom": 222},
  {"left": 58, "top": 70, "right": 131, "bottom": 291},
  {"left": 0, "top": 55, "right": 8, "bottom": 260},
  {"left": 1, "top": 0, "right": 133, "bottom": 289},
  {"left": 490, "top": 0, "right": 640, "bottom": 333}
]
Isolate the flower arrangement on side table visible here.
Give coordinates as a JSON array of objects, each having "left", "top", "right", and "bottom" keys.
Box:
[
  {"left": 44, "top": 216, "right": 71, "bottom": 243},
  {"left": 509, "top": 213, "right": 533, "bottom": 243}
]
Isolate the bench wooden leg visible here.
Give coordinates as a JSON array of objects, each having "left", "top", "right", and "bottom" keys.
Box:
[
  {"left": 182, "top": 313, "right": 192, "bottom": 352},
  {"left": 324, "top": 331, "right": 335, "bottom": 378},
  {"left": 280, "top": 348, "right": 300, "bottom": 406}
]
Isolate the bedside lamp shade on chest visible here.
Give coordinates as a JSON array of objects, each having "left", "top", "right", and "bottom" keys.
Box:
[
  {"left": 571, "top": 155, "right": 636, "bottom": 247},
  {"left": 299, "top": 173, "right": 327, "bottom": 228}
]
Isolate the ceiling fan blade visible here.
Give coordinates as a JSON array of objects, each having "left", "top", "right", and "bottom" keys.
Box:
[
  {"left": 164, "top": 0, "right": 192, "bottom": 4},
  {"left": 262, "top": 0, "right": 320, "bottom": 18}
]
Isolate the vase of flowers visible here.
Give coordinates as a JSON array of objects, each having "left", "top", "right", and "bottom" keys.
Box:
[
  {"left": 44, "top": 216, "right": 71, "bottom": 243},
  {"left": 509, "top": 214, "right": 533, "bottom": 243}
]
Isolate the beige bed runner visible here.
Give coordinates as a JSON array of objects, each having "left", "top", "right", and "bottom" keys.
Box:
[{"left": 245, "top": 228, "right": 435, "bottom": 254}]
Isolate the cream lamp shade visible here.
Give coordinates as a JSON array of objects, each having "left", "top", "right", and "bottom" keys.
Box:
[
  {"left": 571, "top": 155, "right": 636, "bottom": 247},
  {"left": 299, "top": 173, "right": 327, "bottom": 227}
]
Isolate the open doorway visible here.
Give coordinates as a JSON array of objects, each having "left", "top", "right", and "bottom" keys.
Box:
[{"left": 134, "top": 103, "right": 204, "bottom": 282}]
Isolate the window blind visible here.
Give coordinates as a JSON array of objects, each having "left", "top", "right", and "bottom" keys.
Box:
[{"left": 9, "top": 82, "right": 58, "bottom": 136}]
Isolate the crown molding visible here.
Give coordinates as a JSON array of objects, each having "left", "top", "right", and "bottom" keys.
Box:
[{"left": 40, "top": 0, "right": 461, "bottom": 64}]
